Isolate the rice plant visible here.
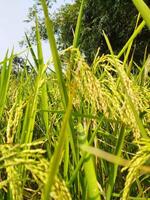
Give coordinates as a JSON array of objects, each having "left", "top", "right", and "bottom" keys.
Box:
[{"left": 0, "top": 0, "right": 149, "bottom": 199}]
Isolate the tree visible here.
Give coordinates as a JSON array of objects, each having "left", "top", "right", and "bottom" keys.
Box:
[{"left": 24, "top": 0, "right": 150, "bottom": 63}]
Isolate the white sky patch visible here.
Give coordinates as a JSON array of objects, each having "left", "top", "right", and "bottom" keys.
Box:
[{"left": 0, "top": 0, "right": 73, "bottom": 61}]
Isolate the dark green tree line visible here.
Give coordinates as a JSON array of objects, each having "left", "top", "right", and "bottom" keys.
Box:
[{"left": 24, "top": 0, "right": 150, "bottom": 63}]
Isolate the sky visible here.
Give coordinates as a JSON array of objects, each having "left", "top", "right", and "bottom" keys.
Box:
[{"left": 0, "top": 0, "right": 73, "bottom": 60}]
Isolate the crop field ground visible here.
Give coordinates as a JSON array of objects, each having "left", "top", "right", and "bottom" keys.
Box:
[{"left": 0, "top": 0, "right": 149, "bottom": 199}]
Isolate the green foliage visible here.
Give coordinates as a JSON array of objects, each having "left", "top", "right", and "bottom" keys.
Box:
[
  {"left": 24, "top": 0, "right": 150, "bottom": 63},
  {"left": 0, "top": 51, "right": 13, "bottom": 119},
  {"left": 133, "top": 0, "right": 150, "bottom": 28},
  {"left": 0, "top": 0, "right": 150, "bottom": 200},
  {"left": 55, "top": 0, "right": 150, "bottom": 63}
]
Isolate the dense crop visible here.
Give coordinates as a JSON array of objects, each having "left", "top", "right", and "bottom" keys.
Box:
[{"left": 0, "top": 0, "right": 149, "bottom": 199}]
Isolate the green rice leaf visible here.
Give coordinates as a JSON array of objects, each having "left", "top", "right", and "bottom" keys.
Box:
[{"left": 132, "top": 0, "right": 150, "bottom": 28}]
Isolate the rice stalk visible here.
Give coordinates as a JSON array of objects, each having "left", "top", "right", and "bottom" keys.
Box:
[
  {"left": 41, "top": 93, "right": 73, "bottom": 200},
  {"left": 77, "top": 123, "right": 101, "bottom": 200},
  {"left": 106, "top": 125, "right": 126, "bottom": 200},
  {"left": 132, "top": 0, "right": 150, "bottom": 28},
  {"left": 117, "top": 21, "right": 145, "bottom": 59},
  {"left": 40, "top": 0, "right": 77, "bottom": 169},
  {"left": 0, "top": 50, "right": 14, "bottom": 120},
  {"left": 35, "top": 14, "right": 49, "bottom": 133},
  {"left": 73, "top": 0, "right": 85, "bottom": 48}
]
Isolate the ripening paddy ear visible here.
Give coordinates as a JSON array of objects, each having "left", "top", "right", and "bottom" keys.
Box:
[{"left": 0, "top": 0, "right": 149, "bottom": 200}]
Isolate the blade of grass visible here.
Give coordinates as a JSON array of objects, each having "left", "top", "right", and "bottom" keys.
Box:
[
  {"left": 106, "top": 125, "right": 126, "bottom": 200},
  {"left": 35, "top": 13, "right": 51, "bottom": 158},
  {"left": 35, "top": 14, "right": 49, "bottom": 133},
  {"left": 0, "top": 50, "right": 9, "bottom": 92},
  {"left": 73, "top": 0, "right": 85, "bottom": 48},
  {"left": 40, "top": 0, "right": 68, "bottom": 107},
  {"left": 117, "top": 21, "right": 145, "bottom": 59},
  {"left": 123, "top": 14, "right": 141, "bottom": 71},
  {"left": 40, "top": 0, "right": 77, "bottom": 167},
  {"left": 81, "top": 145, "right": 150, "bottom": 173},
  {"left": 0, "top": 50, "right": 13, "bottom": 119},
  {"left": 25, "top": 33, "right": 38, "bottom": 69},
  {"left": 41, "top": 94, "right": 73, "bottom": 200},
  {"left": 20, "top": 45, "right": 47, "bottom": 144},
  {"left": 132, "top": 0, "right": 150, "bottom": 28},
  {"left": 20, "top": 69, "right": 48, "bottom": 189}
]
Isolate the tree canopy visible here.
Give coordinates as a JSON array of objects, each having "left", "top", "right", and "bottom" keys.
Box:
[{"left": 24, "top": 0, "right": 150, "bottom": 63}]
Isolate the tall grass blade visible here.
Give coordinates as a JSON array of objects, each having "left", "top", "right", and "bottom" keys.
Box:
[
  {"left": 40, "top": 0, "right": 68, "bottom": 107},
  {"left": 41, "top": 95, "right": 73, "bottom": 200},
  {"left": 40, "top": 0, "right": 77, "bottom": 167},
  {"left": 123, "top": 14, "right": 140, "bottom": 70},
  {"left": 106, "top": 125, "right": 126, "bottom": 200},
  {"left": 140, "top": 55, "right": 150, "bottom": 86},
  {"left": 35, "top": 14, "right": 49, "bottom": 133},
  {"left": 117, "top": 21, "right": 145, "bottom": 58},
  {"left": 25, "top": 33, "right": 38, "bottom": 68},
  {"left": 132, "top": 0, "right": 150, "bottom": 28},
  {"left": 0, "top": 50, "right": 13, "bottom": 119},
  {"left": 73, "top": 0, "right": 85, "bottom": 48},
  {"left": 81, "top": 146, "right": 150, "bottom": 173},
  {"left": 35, "top": 13, "right": 51, "bottom": 158},
  {"left": 21, "top": 64, "right": 46, "bottom": 144}
]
